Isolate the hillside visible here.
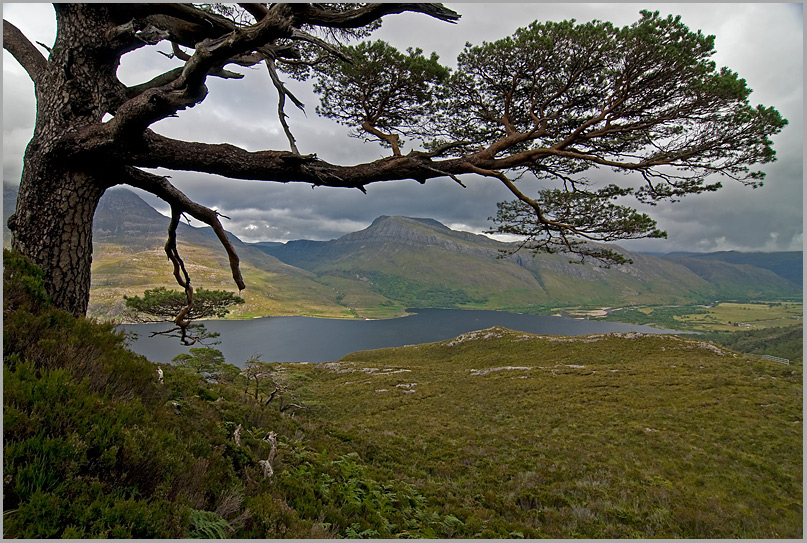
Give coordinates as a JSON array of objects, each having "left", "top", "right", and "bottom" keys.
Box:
[
  {"left": 4, "top": 184, "right": 800, "bottom": 320},
  {"left": 3, "top": 251, "right": 802, "bottom": 538},
  {"left": 258, "top": 215, "right": 801, "bottom": 314},
  {"left": 295, "top": 327, "right": 803, "bottom": 538},
  {"left": 659, "top": 251, "right": 803, "bottom": 287},
  {"left": 4, "top": 184, "right": 356, "bottom": 320}
]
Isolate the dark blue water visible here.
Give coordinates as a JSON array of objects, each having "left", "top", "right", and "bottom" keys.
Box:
[{"left": 120, "top": 308, "right": 681, "bottom": 366}]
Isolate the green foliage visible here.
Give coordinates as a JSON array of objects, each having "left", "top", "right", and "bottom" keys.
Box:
[
  {"left": 3, "top": 251, "right": 264, "bottom": 538},
  {"left": 188, "top": 509, "right": 232, "bottom": 539},
  {"left": 275, "top": 451, "right": 467, "bottom": 538},
  {"left": 360, "top": 271, "right": 487, "bottom": 308},
  {"left": 490, "top": 186, "right": 667, "bottom": 264},
  {"left": 3, "top": 248, "right": 50, "bottom": 311},
  {"left": 701, "top": 325, "right": 803, "bottom": 364},
  {"left": 604, "top": 305, "right": 708, "bottom": 329},
  {"left": 314, "top": 40, "right": 449, "bottom": 149},
  {"left": 124, "top": 287, "right": 245, "bottom": 345},
  {"left": 4, "top": 251, "right": 801, "bottom": 538},
  {"left": 124, "top": 286, "right": 244, "bottom": 321},
  {"left": 444, "top": 10, "right": 787, "bottom": 172},
  {"left": 295, "top": 327, "right": 802, "bottom": 538},
  {"left": 300, "top": 11, "right": 784, "bottom": 262},
  {"left": 173, "top": 348, "right": 241, "bottom": 384},
  {"left": 449, "top": 11, "right": 785, "bottom": 260}
]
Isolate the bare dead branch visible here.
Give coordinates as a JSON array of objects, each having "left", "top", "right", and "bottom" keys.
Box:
[
  {"left": 266, "top": 58, "right": 303, "bottom": 154},
  {"left": 120, "top": 167, "right": 245, "bottom": 292},
  {"left": 280, "top": 402, "right": 305, "bottom": 413},
  {"left": 171, "top": 41, "right": 192, "bottom": 61},
  {"left": 264, "top": 386, "right": 281, "bottom": 406},
  {"left": 421, "top": 166, "right": 467, "bottom": 188},
  {"left": 126, "top": 65, "right": 243, "bottom": 99}
]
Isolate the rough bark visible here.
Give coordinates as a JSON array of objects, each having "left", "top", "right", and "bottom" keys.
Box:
[
  {"left": 10, "top": 164, "right": 105, "bottom": 316},
  {"left": 8, "top": 4, "right": 123, "bottom": 315}
]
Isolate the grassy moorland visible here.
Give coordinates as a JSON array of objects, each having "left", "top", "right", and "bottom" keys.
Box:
[
  {"left": 3, "top": 250, "right": 802, "bottom": 538},
  {"left": 293, "top": 328, "right": 803, "bottom": 538}
]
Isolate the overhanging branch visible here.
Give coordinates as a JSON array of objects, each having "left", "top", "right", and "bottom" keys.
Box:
[
  {"left": 131, "top": 130, "right": 478, "bottom": 188},
  {"left": 3, "top": 19, "right": 48, "bottom": 85},
  {"left": 292, "top": 3, "right": 460, "bottom": 28},
  {"left": 120, "top": 167, "right": 245, "bottom": 292}
]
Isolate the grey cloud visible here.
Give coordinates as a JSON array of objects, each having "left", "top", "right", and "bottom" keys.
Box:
[
  {"left": 139, "top": 169, "right": 515, "bottom": 242},
  {"left": 3, "top": 3, "right": 802, "bottom": 253}
]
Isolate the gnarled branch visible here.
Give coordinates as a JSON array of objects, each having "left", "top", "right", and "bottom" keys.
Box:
[
  {"left": 131, "top": 130, "right": 473, "bottom": 188},
  {"left": 120, "top": 167, "right": 245, "bottom": 292},
  {"left": 291, "top": 3, "right": 460, "bottom": 28},
  {"left": 3, "top": 19, "right": 48, "bottom": 85}
]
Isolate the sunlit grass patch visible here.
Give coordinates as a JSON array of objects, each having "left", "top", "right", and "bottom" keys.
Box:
[{"left": 678, "top": 301, "right": 803, "bottom": 331}]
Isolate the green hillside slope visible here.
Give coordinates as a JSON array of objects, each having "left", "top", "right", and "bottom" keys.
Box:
[
  {"left": 4, "top": 251, "right": 802, "bottom": 538},
  {"left": 661, "top": 250, "right": 802, "bottom": 286},
  {"left": 664, "top": 256, "right": 801, "bottom": 299},
  {"left": 294, "top": 327, "right": 803, "bottom": 538},
  {"left": 260, "top": 215, "right": 801, "bottom": 314}
]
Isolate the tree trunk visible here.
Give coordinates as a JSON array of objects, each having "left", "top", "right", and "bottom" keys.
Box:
[
  {"left": 10, "top": 162, "right": 104, "bottom": 316},
  {"left": 7, "top": 4, "right": 122, "bottom": 316}
]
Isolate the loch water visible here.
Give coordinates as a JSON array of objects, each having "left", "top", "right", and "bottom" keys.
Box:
[{"left": 121, "top": 308, "right": 682, "bottom": 366}]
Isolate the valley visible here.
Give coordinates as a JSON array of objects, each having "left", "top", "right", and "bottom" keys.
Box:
[{"left": 3, "top": 184, "right": 802, "bottom": 360}]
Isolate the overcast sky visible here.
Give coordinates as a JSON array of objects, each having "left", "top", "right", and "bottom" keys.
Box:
[{"left": 3, "top": 3, "right": 803, "bottom": 253}]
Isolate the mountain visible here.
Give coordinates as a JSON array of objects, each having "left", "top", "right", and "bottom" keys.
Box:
[
  {"left": 4, "top": 184, "right": 801, "bottom": 319},
  {"left": 256, "top": 215, "right": 802, "bottom": 313},
  {"left": 4, "top": 184, "right": 356, "bottom": 319},
  {"left": 657, "top": 251, "right": 802, "bottom": 286}
]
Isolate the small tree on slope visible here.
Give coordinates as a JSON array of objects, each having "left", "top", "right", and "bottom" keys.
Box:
[{"left": 124, "top": 287, "right": 244, "bottom": 345}]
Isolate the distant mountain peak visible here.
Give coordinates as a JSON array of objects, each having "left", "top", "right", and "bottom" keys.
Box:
[
  {"left": 369, "top": 215, "right": 449, "bottom": 230},
  {"left": 341, "top": 215, "right": 491, "bottom": 249}
]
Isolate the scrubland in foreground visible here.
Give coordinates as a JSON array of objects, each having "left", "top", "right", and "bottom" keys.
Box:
[{"left": 3, "top": 250, "right": 802, "bottom": 538}]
